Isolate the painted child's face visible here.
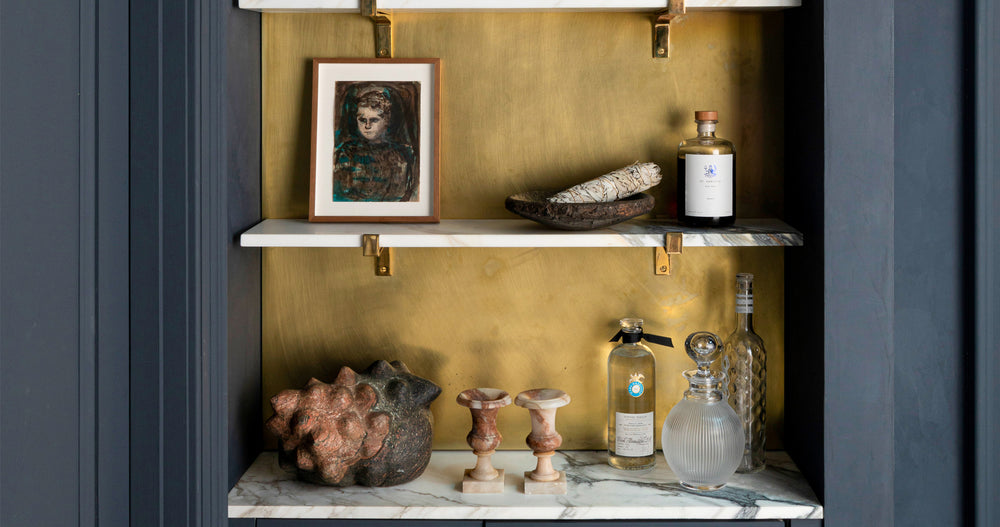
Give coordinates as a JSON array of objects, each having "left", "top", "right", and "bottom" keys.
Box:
[{"left": 357, "top": 107, "right": 388, "bottom": 142}]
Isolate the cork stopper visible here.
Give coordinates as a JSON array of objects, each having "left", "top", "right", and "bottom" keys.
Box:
[{"left": 694, "top": 110, "right": 718, "bottom": 121}]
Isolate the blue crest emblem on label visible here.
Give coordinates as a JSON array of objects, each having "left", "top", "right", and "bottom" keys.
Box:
[
  {"left": 704, "top": 163, "right": 719, "bottom": 178},
  {"left": 628, "top": 372, "right": 645, "bottom": 398}
]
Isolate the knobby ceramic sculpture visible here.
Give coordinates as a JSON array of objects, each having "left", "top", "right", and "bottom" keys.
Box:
[
  {"left": 456, "top": 388, "right": 512, "bottom": 493},
  {"left": 515, "top": 388, "right": 571, "bottom": 494},
  {"left": 265, "top": 360, "right": 441, "bottom": 487}
]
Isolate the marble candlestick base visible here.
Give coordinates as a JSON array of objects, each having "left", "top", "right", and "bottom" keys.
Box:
[
  {"left": 514, "top": 388, "right": 571, "bottom": 495},
  {"left": 457, "top": 388, "right": 512, "bottom": 494},
  {"left": 463, "top": 466, "right": 505, "bottom": 494}
]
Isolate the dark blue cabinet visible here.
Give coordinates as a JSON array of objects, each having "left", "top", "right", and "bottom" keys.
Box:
[{"left": 2, "top": 0, "right": 998, "bottom": 525}]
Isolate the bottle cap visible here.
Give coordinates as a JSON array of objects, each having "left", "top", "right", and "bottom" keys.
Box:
[
  {"left": 610, "top": 318, "right": 673, "bottom": 347},
  {"left": 682, "top": 331, "right": 725, "bottom": 389},
  {"left": 685, "top": 331, "right": 721, "bottom": 368},
  {"left": 694, "top": 110, "right": 718, "bottom": 121}
]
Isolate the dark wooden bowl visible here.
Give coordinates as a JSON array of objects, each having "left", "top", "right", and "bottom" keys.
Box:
[{"left": 504, "top": 190, "right": 654, "bottom": 231}]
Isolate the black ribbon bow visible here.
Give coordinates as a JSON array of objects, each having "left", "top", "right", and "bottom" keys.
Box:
[{"left": 609, "top": 329, "right": 673, "bottom": 348}]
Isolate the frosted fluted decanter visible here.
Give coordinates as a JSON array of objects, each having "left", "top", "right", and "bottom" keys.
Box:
[{"left": 661, "top": 331, "right": 743, "bottom": 491}]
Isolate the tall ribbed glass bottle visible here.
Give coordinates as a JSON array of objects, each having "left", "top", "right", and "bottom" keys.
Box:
[
  {"left": 607, "top": 318, "right": 656, "bottom": 470},
  {"left": 721, "top": 273, "right": 767, "bottom": 473}
]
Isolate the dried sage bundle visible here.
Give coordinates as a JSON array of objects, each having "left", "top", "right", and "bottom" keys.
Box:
[{"left": 548, "top": 162, "right": 661, "bottom": 203}]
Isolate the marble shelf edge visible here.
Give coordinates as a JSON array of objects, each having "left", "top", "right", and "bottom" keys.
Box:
[
  {"left": 238, "top": 0, "right": 800, "bottom": 13},
  {"left": 228, "top": 450, "right": 823, "bottom": 520},
  {"left": 239, "top": 218, "right": 803, "bottom": 248}
]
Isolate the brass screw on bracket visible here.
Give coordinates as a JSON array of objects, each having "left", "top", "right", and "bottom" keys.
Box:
[
  {"left": 363, "top": 234, "right": 393, "bottom": 277},
  {"left": 362, "top": 0, "right": 393, "bottom": 59},
  {"left": 655, "top": 232, "right": 684, "bottom": 276},
  {"left": 653, "top": 0, "right": 686, "bottom": 59}
]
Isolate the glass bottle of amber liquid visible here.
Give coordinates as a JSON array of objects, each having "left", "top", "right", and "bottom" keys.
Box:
[
  {"left": 607, "top": 318, "right": 656, "bottom": 470},
  {"left": 677, "top": 110, "right": 736, "bottom": 226}
]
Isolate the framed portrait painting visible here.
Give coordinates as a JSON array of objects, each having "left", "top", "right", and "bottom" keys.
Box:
[{"left": 310, "top": 58, "right": 441, "bottom": 223}]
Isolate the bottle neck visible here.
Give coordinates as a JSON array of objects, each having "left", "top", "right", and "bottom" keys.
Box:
[
  {"left": 621, "top": 328, "right": 642, "bottom": 344},
  {"left": 685, "top": 385, "right": 723, "bottom": 401},
  {"left": 683, "top": 369, "right": 723, "bottom": 401},
  {"left": 696, "top": 121, "right": 717, "bottom": 136},
  {"left": 735, "top": 312, "right": 754, "bottom": 331},
  {"left": 735, "top": 280, "right": 753, "bottom": 330}
]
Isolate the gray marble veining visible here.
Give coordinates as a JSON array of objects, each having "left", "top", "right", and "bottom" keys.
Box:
[
  {"left": 241, "top": 218, "right": 803, "bottom": 248},
  {"left": 229, "top": 450, "right": 822, "bottom": 520}
]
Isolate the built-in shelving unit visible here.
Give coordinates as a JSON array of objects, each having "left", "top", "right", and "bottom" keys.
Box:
[
  {"left": 240, "top": 218, "right": 803, "bottom": 248},
  {"left": 233, "top": 0, "right": 815, "bottom": 522},
  {"left": 239, "top": 0, "right": 801, "bottom": 13}
]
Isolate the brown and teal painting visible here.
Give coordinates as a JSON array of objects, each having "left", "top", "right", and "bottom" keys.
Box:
[{"left": 333, "top": 81, "right": 420, "bottom": 202}]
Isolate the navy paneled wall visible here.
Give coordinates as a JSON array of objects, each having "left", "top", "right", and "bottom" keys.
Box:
[
  {"left": 1, "top": 1, "right": 86, "bottom": 522},
  {"left": 974, "top": 0, "right": 1000, "bottom": 525},
  {"left": 227, "top": 4, "right": 264, "bottom": 490},
  {"left": 130, "top": 0, "right": 233, "bottom": 524},
  {"left": 1, "top": 0, "right": 129, "bottom": 525},
  {"left": 823, "top": 0, "right": 896, "bottom": 524},
  {"left": 894, "top": 0, "right": 969, "bottom": 525}
]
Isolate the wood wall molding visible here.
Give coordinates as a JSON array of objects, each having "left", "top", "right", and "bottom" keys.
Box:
[{"left": 975, "top": 0, "right": 1000, "bottom": 524}]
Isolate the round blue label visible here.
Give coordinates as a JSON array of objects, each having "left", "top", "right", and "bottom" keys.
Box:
[{"left": 627, "top": 380, "right": 644, "bottom": 397}]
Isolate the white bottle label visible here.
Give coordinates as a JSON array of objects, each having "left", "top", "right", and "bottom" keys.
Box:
[
  {"left": 684, "top": 153, "right": 733, "bottom": 217},
  {"left": 615, "top": 411, "right": 654, "bottom": 456},
  {"left": 736, "top": 293, "right": 753, "bottom": 313}
]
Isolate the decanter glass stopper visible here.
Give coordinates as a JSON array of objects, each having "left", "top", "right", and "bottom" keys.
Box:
[{"left": 684, "top": 331, "right": 723, "bottom": 387}]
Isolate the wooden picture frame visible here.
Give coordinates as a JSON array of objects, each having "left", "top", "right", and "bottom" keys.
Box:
[{"left": 309, "top": 58, "right": 441, "bottom": 223}]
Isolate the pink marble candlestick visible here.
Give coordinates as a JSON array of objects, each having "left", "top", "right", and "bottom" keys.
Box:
[
  {"left": 456, "top": 388, "right": 512, "bottom": 493},
  {"left": 514, "top": 388, "right": 571, "bottom": 494}
]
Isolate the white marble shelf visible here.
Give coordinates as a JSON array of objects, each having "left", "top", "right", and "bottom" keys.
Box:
[
  {"left": 229, "top": 450, "right": 822, "bottom": 520},
  {"left": 240, "top": 218, "right": 803, "bottom": 248},
  {"left": 240, "top": 0, "right": 799, "bottom": 13}
]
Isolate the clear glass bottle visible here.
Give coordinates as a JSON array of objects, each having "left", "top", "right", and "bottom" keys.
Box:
[
  {"left": 721, "top": 273, "right": 767, "bottom": 473},
  {"left": 662, "top": 332, "right": 743, "bottom": 491},
  {"left": 607, "top": 318, "right": 656, "bottom": 470},
  {"left": 676, "top": 110, "right": 736, "bottom": 226}
]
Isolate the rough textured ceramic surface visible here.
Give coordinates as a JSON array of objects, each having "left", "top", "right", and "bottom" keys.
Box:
[
  {"left": 504, "top": 191, "right": 654, "bottom": 230},
  {"left": 266, "top": 360, "right": 441, "bottom": 487}
]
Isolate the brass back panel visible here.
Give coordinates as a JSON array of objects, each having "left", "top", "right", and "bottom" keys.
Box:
[{"left": 262, "top": 11, "right": 785, "bottom": 450}]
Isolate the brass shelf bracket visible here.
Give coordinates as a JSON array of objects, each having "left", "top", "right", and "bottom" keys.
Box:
[
  {"left": 653, "top": 0, "right": 686, "bottom": 59},
  {"left": 654, "top": 232, "right": 683, "bottom": 275},
  {"left": 361, "top": 0, "right": 393, "bottom": 58},
  {"left": 362, "top": 234, "right": 393, "bottom": 276}
]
